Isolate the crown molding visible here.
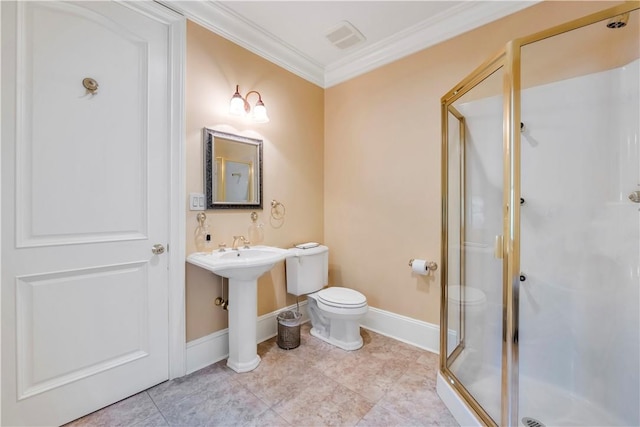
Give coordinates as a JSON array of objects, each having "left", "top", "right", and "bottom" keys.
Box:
[
  {"left": 164, "top": 1, "right": 538, "bottom": 89},
  {"left": 324, "top": 1, "right": 538, "bottom": 87},
  {"left": 164, "top": 0, "right": 326, "bottom": 87}
]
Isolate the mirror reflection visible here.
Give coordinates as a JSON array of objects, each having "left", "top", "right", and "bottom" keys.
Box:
[{"left": 204, "top": 128, "right": 263, "bottom": 209}]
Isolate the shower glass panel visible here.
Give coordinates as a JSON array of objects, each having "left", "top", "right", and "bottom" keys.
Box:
[
  {"left": 444, "top": 66, "right": 505, "bottom": 424},
  {"left": 445, "top": 107, "right": 463, "bottom": 360},
  {"left": 518, "top": 9, "right": 640, "bottom": 427}
]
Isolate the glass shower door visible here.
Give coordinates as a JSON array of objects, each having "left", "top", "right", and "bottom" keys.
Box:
[{"left": 443, "top": 66, "right": 505, "bottom": 424}]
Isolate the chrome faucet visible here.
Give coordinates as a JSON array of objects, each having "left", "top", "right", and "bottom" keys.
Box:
[{"left": 232, "top": 236, "right": 247, "bottom": 250}]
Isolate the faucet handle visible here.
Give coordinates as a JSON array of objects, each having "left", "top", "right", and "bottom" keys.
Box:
[
  {"left": 218, "top": 243, "right": 227, "bottom": 252},
  {"left": 243, "top": 241, "right": 251, "bottom": 249}
]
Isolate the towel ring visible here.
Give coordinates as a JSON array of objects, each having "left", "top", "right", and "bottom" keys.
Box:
[{"left": 270, "top": 199, "right": 286, "bottom": 220}]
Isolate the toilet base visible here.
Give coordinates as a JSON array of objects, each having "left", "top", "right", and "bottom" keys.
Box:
[{"left": 310, "top": 326, "right": 363, "bottom": 351}]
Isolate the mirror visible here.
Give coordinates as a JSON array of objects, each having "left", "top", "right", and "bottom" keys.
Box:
[{"left": 204, "top": 128, "right": 263, "bottom": 209}]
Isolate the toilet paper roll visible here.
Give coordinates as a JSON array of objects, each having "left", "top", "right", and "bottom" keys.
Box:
[{"left": 411, "top": 259, "right": 429, "bottom": 275}]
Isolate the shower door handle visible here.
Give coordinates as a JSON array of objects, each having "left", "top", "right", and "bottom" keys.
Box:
[
  {"left": 494, "top": 235, "right": 504, "bottom": 259},
  {"left": 629, "top": 191, "right": 640, "bottom": 203}
]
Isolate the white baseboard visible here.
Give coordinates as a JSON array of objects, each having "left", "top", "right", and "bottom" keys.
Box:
[
  {"left": 185, "top": 301, "right": 309, "bottom": 374},
  {"left": 185, "top": 329, "right": 229, "bottom": 375},
  {"left": 185, "top": 302, "right": 440, "bottom": 374},
  {"left": 360, "top": 306, "right": 440, "bottom": 354}
]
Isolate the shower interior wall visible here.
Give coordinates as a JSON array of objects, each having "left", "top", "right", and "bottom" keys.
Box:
[{"left": 455, "top": 59, "right": 639, "bottom": 425}]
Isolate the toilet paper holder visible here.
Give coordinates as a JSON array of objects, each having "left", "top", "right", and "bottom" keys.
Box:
[{"left": 408, "top": 259, "right": 438, "bottom": 271}]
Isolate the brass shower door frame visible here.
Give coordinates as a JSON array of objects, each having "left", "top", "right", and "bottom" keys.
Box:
[
  {"left": 440, "top": 49, "right": 507, "bottom": 427},
  {"left": 439, "top": 2, "right": 639, "bottom": 426}
]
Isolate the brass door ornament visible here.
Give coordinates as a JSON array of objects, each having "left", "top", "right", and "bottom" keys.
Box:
[{"left": 82, "top": 77, "right": 99, "bottom": 94}]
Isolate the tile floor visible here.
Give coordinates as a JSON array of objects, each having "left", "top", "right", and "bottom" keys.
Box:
[{"left": 67, "top": 323, "right": 458, "bottom": 426}]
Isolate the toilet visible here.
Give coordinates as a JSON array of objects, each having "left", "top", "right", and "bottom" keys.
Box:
[
  {"left": 286, "top": 244, "right": 368, "bottom": 350},
  {"left": 447, "top": 285, "right": 486, "bottom": 380}
]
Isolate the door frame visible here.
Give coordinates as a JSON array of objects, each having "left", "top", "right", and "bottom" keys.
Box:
[{"left": 0, "top": 1, "right": 187, "bottom": 421}]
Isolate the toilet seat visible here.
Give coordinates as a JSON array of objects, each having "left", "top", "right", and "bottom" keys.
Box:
[
  {"left": 448, "top": 285, "right": 486, "bottom": 306},
  {"left": 317, "top": 287, "right": 367, "bottom": 309}
]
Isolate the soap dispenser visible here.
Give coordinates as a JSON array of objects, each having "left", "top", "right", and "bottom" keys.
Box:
[
  {"left": 195, "top": 212, "right": 213, "bottom": 252},
  {"left": 248, "top": 212, "right": 264, "bottom": 244}
]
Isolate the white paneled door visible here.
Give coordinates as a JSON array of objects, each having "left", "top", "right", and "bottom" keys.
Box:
[{"left": 2, "top": 2, "right": 177, "bottom": 425}]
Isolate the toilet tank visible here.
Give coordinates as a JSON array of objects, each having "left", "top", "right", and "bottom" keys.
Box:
[{"left": 285, "top": 245, "right": 329, "bottom": 296}]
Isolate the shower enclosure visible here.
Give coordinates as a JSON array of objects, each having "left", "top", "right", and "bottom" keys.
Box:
[{"left": 438, "top": 3, "right": 639, "bottom": 426}]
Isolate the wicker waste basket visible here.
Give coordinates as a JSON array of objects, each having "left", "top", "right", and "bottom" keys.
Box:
[{"left": 276, "top": 310, "right": 302, "bottom": 350}]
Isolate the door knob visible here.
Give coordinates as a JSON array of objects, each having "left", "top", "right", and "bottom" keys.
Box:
[
  {"left": 628, "top": 191, "right": 640, "bottom": 203},
  {"left": 152, "top": 244, "right": 165, "bottom": 255}
]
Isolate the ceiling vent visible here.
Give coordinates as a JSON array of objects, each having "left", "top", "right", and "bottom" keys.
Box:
[{"left": 324, "top": 21, "right": 366, "bottom": 50}]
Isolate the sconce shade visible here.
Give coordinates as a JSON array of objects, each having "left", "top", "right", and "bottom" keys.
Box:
[
  {"left": 229, "top": 86, "right": 246, "bottom": 116},
  {"left": 229, "top": 85, "right": 269, "bottom": 123},
  {"left": 252, "top": 99, "right": 269, "bottom": 123}
]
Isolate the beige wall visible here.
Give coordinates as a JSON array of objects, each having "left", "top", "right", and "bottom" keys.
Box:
[
  {"left": 185, "top": 1, "right": 625, "bottom": 341},
  {"left": 323, "top": 1, "right": 623, "bottom": 324},
  {"left": 185, "top": 21, "right": 324, "bottom": 342}
]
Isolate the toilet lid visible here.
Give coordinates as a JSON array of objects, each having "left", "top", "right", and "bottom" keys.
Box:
[{"left": 317, "top": 287, "right": 367, "bottom": 308}]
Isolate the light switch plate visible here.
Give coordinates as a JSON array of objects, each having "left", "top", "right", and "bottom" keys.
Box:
[{"left": 189, "top": 193, "right": 205, "bottom": 211}]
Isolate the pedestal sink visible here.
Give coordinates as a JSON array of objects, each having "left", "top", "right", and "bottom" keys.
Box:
[{"left": 187, "top": 245, "right": 290, "bottom": 373}]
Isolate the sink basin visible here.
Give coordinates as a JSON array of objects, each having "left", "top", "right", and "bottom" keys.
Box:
[
  {"left": 187, "top": 245, "right": 290, "bottom": 281},
  {"left": 186, "top": 245, "right": 291, "bottom": 373}
]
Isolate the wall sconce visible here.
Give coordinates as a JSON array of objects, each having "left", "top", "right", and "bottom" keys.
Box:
[{"left": 229, "top": 85, "right": 270, "bottom": 123}]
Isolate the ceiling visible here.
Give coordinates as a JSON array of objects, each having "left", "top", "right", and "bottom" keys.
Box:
[{"left": 164, "top": 1, "right": 537, "bottom": 88}]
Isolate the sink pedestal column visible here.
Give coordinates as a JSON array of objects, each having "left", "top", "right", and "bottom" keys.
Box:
[{"left": 226, "top": 278, "right": 260, "bottom": 373}]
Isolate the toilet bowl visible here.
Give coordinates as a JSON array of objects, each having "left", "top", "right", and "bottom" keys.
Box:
[
  {"left": 286, "top": 244, "right": 368, "bottom": 351},
  {"left": 306, "top": 286, "right": 368, "bottom": 350},
  {"left": 447, "top": 285, "right": 486, "bottom": 379}
]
